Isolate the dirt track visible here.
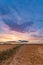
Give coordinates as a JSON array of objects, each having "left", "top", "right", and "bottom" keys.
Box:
[{"left": 0, "top": 44, "right": 43, "bottom": 65}]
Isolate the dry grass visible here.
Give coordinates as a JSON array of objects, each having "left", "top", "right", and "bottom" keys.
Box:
[
  {"left": 0, "top": 44, "right": 19, "bottom": 52},
  {"left": 0, "top": 44, "right": 23, "bottom": 61}
]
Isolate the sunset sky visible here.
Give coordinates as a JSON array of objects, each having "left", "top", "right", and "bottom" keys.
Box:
[{"left": 0, "top": 0, "right": 43, "bottom": 43}]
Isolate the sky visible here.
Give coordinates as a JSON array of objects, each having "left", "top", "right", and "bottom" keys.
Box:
[{"left": 0, "top": 0, "right": 43, "bottom": 43}]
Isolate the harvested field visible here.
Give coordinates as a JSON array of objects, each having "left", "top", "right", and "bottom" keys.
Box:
[
  {"left": 0, "top": 44, "right": 43, "bottom": 65},
  {"left": 0, "top": 44, "right": 19, "bottom": 52}
]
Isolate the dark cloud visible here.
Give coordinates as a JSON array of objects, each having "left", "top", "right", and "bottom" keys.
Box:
[
  {"left": 0, "top": 2, "right": 34, "bottom": 33},
  {"left": 3, "top": 18, "right": 33, "bottom": 32},
  {"left": 31, "top": 34, "right": 43, "bottom": 38}
]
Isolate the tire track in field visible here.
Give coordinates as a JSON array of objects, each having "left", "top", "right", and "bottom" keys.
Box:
[{"left": 0, "top": 44, "right": 24, "bottom": 65}]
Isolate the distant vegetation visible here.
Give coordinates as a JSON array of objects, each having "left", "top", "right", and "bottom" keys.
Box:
[{"left": 18, "top": 40, "right": 28, "bottom": 42}]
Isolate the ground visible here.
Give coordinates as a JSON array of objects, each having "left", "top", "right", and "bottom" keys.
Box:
[{"left": 0, "top": 44, "right": 43, "bottom": 65}]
